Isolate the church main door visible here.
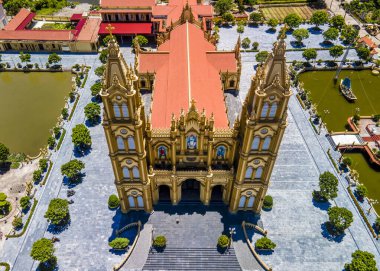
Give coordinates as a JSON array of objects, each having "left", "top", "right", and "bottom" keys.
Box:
[{"left": 180, "top": 179, "right": 201, "bottom": 202}]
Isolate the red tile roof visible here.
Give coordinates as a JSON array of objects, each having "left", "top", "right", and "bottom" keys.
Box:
[
  {"left": 139, "top": 22, "right": 236, "bottom": 128},
  {"left": 75, "top": 17, "right": 102, "bottom": 42},
  {"left": 0, "top": 30, "right": 73, "bottom": 40},
  {"left": 358, "top": 36, "right": 376, "bottom": 48},
  {"left": 100, "top": 0, "right": 156, "bottom": 8},
  {"left": 99, "top": 22, "right": 152, "bottom": 35},
  {"left": 4, "top": 8, "right": 34, "bottom": 30},
  {"left": 70, "top": 13, "right": 83, "bottom": 21}
]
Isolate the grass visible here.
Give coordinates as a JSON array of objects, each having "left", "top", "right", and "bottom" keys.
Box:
[
  {"left": 6, "top": 199, "right": 38, "bottom": 238},
  {"left": 68, "top": 94, "right": 80, "bottom": 121},
  {"left": 41, "top": 161, "right": 53, "bottom": 186},
  {"left": 261, "top": 5, "right": 315, "bottom": 20},
  {"left": 39, "top": 22, "right": 74, "bottom": 30},
  {"left": 35, "top": 7, "right": 61, "bottom": 15},
  {"left": 55, "top": 128, "right": 66, "bottom": 151},
  {"left": 0, "top": 262, "right": 10, "bottom": 271}
]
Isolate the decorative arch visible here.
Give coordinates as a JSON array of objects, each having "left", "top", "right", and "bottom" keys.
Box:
[
  {"left": 216, "top": 145, "right": 227, "bottom": 159},
  {"left": 157, "top": 145, "right": 168, "bottom": 159},
  {"left": 186, "top": 133, "right": 198, "bottom": 150},
  {"left": 238, "top": 189, "right": 257, "bottom": 209}
]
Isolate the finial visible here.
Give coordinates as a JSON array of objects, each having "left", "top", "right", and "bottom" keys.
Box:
[
  {"left": 190, "top": 98, "right": 197, "bottom": 111},
  {"left": 106, "top": 23, "right": 115, "bottom": 36}
]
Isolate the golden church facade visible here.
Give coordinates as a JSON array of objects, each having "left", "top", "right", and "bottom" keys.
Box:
[{"left": 101, "top": 7, "right": 291, "bottom": 214}]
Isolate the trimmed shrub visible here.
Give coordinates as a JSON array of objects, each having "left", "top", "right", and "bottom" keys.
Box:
[
  {"left": 153, "top": 235, "right": 167, "bottom": 248},
  {"left": 39, "top": 159, "right": 48, "bottom": 172},
  {"left": 12, "top": 217, "right": 23, "bottom": 229},
  {"left": 356, "top": 184, "right": 368, "bottom": 200},
  {"left": 109, "top": 237, "right": 130, "bottom": 249},
  {"left": 20, "top": 196, "right": 30, "bottom": 210},
  {"left": 263, "top": 195, "right": 273, "bottom": 209},
  {"left": 255, "top": 237, "right": 276, "bottom": 250},
  {"left": 217, "top": 234, "right": 229, "bottom": 248},
  {"left": 33, "top": 169, "right": 42, "bottom": 183},
  {"left": 108, "top": 194, "right": 120, "bottom": 209}
]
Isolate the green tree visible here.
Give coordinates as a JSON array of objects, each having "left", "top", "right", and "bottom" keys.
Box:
[
  {"left": 327, "top": 206, "right": 353, "bottom": 234},
  {"left": 237, "top": 25, "right": 244, "bottom": 33},
  {"left": 47, "top": 136, "right": 55, "bottom": 149},
  {"left": 215, "top": 0, "right": 233, "bottom": 15},
  {"left": 109, "top": 237, "right": 130, "bottom": 249},
  {"left": 4, "top": 0, "right": 31, "bottom": 16},
  {"left": 330, "top": 15, "right": 345, "bottom": 29},
  {"left": 30, "top": 238, "right": 55, "bottom": 263},
  {"left": 252, "top": 41, "right": 259, "bottom": 50},
  {"left": 217, "top": 234, "right": 229, "bottom": 248},
  {"left": 242, "top": 37, "right": 251, "bottom": 49},
  {"left": 0, "top": 193, "right": 10, "bottom": 215},
  {"left": 342, "top": 156, "right": 353, "bottom": 167},
  {"left": 329, "top": 45, "right": 344, "bottom": 60},
  {"left": 341, "top": 25, "right": 359, "bottom": 44},
  {"left": 84, "top": 102, "right": 101, "bottom": 123},
  {"left": 19, "top": 52, "right": 31, "bottom": 66},
  {"left": 256, "top": 50, "right": 269, "bottom": 64},
  {"left": 0, "top": 143, "right": 10, "bottom": 163},
  {"left": 222, "top": 12, "right": 234, "bottom": 22},
  {"left": 91, "top": 82, "right": 102, "bottom": 97},
  {"left": 284, "top": 13, "right": 302, "bottom": 29},
  {"left": 108, "top": 194, "right": 120, "bottom": 209},
  {"left": 102, "top": 34, "right": 113, "bottom": 46},
  {"left": 356, "top": 184, "right": 368, "bottom": 199},
  {"left": 153, "top": 235, "right": 167, "bottom": 248},
  {"left": 323, "top": 27, "right": 339, "bottom": 43},
  {"left": 20, "top": 196, "right": 30, "bottom": 210},
  {"left": 61, "top": 108, "right": 69, "bottom": 120},
  {"left": 250, "top": 12, "right": 262, "bottom": 23},
  {"left": 48, "top": 53, "right": 62, "bottom": 65},
  {"left": 61, "top": 159, "right": 85, "bottom": 181},
  {"left": 263, "top": 195, "right": 273, "bottom": 209},
  {"left": 44, "top": 198, "right": 69, "bottom": 225},
  {"left": 302, "top": 48, "right": 317, "bottom": 62},
  {"left": 356, "top": 46, "right": 371, "bottom": 61},
  {"left": 319, "top": 171, "right": 338, "bottom": 200},
  {"left": 39, "top": 158, "right": 48, "bottom": 172},
  {"left": 255, "top": 237, "right": 276, "bottom": 250},
  {"left": 310, "top": 10, "right": 329, "bottom": 29},
  {"left": 53, "top": 127, "right": 61, "bottom": 139},
  {"left": 292, "top": 28, "right": 309, "bottom": 45},
  {"left": 12, "top": 216, "right": 23, "bottom": 229},
  {"left": 99, "top": 49, "right": 109, "bottom": 64},
  {"left": 33, "top": 169, "right": 42, "bottom": 183},
  {"left": 133, "top": 35, "right": 148, "bottom": 47},
  {"left": 345, "top": 250, "right": 378, "bottom": 271},
  {"left": 71, "top": 124, "right": 92, "bottom": 150},
  {"left": 95, "top": 65, "right": 105, "bottom": 77},
  {"left": 267, "top": 18, "right": 278, "bottom": 30}
]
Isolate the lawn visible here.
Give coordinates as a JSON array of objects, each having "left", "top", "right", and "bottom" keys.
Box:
[
  {"left": 39, "top": 22, "right": 75, "bottom": 30},
  {"left": 261, "top": 5, "right": 315, "bottom": 21}
]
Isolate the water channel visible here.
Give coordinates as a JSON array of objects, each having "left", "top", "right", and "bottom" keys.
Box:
[{"left": 0, "top": 72, "right": 72, "bottom": 156}]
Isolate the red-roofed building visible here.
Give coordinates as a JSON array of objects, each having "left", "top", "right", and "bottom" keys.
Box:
[
  {"left": 0, "top": 9, "right": 101, "bottom": 52},
  {"left": 358, "top": 36, "right": 378, "bottom": 56}
]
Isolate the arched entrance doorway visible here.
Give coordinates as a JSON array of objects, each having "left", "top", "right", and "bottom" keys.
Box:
[
  {"left": 180, "top": 179, "right": 200, "bottom": 202},
  {"left": 210, "top": 185, "right": 223, "bottom": 202},
  {"left": 158, "top": 185, "right": 171, "bottom": 202}
]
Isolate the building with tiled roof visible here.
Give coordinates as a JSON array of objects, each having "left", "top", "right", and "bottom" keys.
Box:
[
  {"left": 0, "top": 8, "right": 101, "bottom": 52},
  {"left": 101, "top": 3, "right": 291, "bottom": 213},
  {"left": 358, "top": 36, "right": 378, "bottom": 56}
]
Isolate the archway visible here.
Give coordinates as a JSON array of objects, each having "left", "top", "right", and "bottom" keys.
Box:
[
  {"left": 210, "top": 185, "right": 223, "bottom": 202},
  {"left": 180, "top": 179, "right": 201, "bottom": 202},
  {"left": 158, "top": 185, "right": 171, "bottom": 202}
]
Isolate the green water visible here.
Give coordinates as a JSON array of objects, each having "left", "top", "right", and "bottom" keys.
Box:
[
  {"left": 0, "top": 72, "right": 72, "bottom": 156},
  {"left": 299, "top": 70, "right": 380, "bottom": 132},
  {"left": 300, "top": 70, "right": 380, "bottom": 213},
  {"left": 346, "top": 153, "right": 380, "bottom": 214}
]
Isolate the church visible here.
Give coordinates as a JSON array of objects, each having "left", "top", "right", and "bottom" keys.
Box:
[{"left": 101, "top": 1, "right": 291, "bottom": 214}]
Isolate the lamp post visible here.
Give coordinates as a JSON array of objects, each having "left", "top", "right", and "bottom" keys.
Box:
[
  {"left": 151, "top": 227, "right": 155, "bottom": 252},
  {"left": 367, "top": 199, "right": 379, "bottom": 215},
  {"left": 227, "top": 227, "right": 236, "bottom": 253},
  {"left": 319, "top": 109, "right": 330, "bottom": 134}
]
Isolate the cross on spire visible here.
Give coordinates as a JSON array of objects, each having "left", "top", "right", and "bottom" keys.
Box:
[{"left": 106, "top": 24, "right": 115, "bottom": 36}]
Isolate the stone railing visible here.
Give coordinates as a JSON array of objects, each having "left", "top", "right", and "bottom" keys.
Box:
[
  {"left": 113, "top": 221, "right": 142, "bottom": 271},
  {"left": 242, "top": 221, "right": 273, "bottom": 271}
]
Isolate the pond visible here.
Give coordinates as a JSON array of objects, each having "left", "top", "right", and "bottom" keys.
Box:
[
  {"left": 0, "top": 72, "right": 73, "bottom": 156},
  {"left": 299, "top": 70, "right": 380, "bottom": 132}
]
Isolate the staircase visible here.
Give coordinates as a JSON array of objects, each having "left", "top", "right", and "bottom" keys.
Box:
[{"left": 143, "top": 247, "right": 241, "bottom": 270}]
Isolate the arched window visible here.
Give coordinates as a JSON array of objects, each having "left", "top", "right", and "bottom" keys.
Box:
[
  {"left": 117, "top": 136, "right": 125, "bottom": 150},
  {"left": 255, "top": 167, "right": 263, "bottom": 179},
  {"left": 262, "top": 137, "right": 272, "bottom": 151},
  {"left": 239, "top": 196, "right": 246, "bottom": 208},
  {"left": 245, "top": 167, "right": 253, "bottom": 179},
  {"left": 269, "top": 102, "right": 278, "bottom": 118},
  {"left": 216, "top": 146, "right": 226, "bottom": 159},
  {"left": 128, "top": 137, "right": 135, "bottom": 150},
  {"left": 113, "top": 103, "right": 121, "bottom": 118},
  {"left": 122, "top": 167, "right": 130, "bottom": 178},
  {"left": 132, "top": 167, "right": 140, "bottom": 179},
  {"left": 251, "top": 136, "right": 260, "bottom": 150},
  {"left": 247, "top": 196, "right": 255, "bottom": 208},
  {"left": 121, "top": 103, "right": 129, "bottom": 117},
  {"left": 261, "top": 102, "right": 269, "bottom": 118},
  {"left": 128, "top": 196, "right": 135, "bottom": 207},
  {"left": 158, "top": 146, "right": 167, "bottom": 159},
  {"left": 137, "top": 196, "right": 144, "bottom": 207}
]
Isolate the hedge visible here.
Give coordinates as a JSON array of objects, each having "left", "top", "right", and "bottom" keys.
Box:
[
  {"left": 55, "top": 128, "right": 66, "bottom": 151},
  {"left": 81, "top": 70, "right": 89, "bottom": 88},
  {"left": 6, "top": 199, "right": 38, "bottom": 238},
  {"left": 68, "top": 94, "right": 80, "bottom": 121},
  {"left": 41, "top": 161, "right": 53, "bottom": 186}
]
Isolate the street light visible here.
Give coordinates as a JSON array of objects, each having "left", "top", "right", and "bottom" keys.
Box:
[
  {"left": 151, "top": 227, "right": 155, "bottom": 253},
  {"left": 227, "top": 227, "right": 236, "bottom": 253}
]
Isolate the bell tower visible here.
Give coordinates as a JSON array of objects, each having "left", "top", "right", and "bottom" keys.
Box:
[
  {"left": 230, "top": 39, "right": 292, "bottom": 213},
  {"left": 101, "top": 38, "right": 152, "bottom": 213}
]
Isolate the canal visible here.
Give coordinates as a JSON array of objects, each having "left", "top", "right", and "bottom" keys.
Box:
[
  {"left": 300, "top": 70, "right": 380, "bottom": 213},
  {"left": 0, "top": 72, "right": 72, "bottom": 156}
]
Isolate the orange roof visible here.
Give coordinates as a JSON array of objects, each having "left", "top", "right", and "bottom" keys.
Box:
[
  {"left": 0, "top": 30, "right": 73, "bottom": 41},
  {"left": 98, "top": 9, "right": 151, "bottom": 13},
  {"left": 139, "top": 22, "right": 236, "bottom": 128},
  {"left": 358, "top": 36, "right": 376, "bottom": 48},
  {"left": 75, "top": 17, "right": 101, "bottom": 42},
  {"left": 100, "top": 0, "right": 155, "bottom": 8},
  {"left": 4, "top": 8, "right": 33, "bottom": 30}
]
